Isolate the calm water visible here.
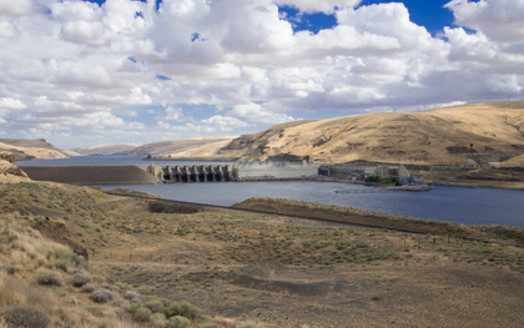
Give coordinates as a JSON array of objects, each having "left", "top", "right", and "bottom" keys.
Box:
[
  {"left": 96, "top": 181, "right": 524, "bottom": 228},
  {"left": 18, "top": 156, "right": 524, "bottom": 227}
]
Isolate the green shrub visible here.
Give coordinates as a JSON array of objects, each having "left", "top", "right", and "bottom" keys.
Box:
[
  {"left": 166, "top": 315, "right": 190, "bottom": 328},
  {"left": 165, "top": 301, "right": 199, "bottom": 320},
  {"left": 89, "top": 288, "right": 113, "bottom": 303},
  {"left": 72, "top": 273, "right": 92, "bottom": 287},
  {"left": 3, "top": 306, "right": 50, "bottom": 328},
  {"left": 236, "top": 322, "right": 259, "bottom": 328},
  {"left": 36, "top": 271, "right": 63, "bottom": 286},
  {"left": 151, "top": 312, "right": 167, "bottom": 327},
  {"left": 131, "top": 306, "right": 152, "bottom": 323},
  {"left": 145, "top": 298, "right": 165, "bottom": 314}
]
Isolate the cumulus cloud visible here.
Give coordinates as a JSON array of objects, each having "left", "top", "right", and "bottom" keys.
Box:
[
  {"left": 446, "top": 0, "right": 524, "bottom": 43},
  {"left": 0, "top": 0, "right": 523, "bottom": 147},
  {"left": 227, "top": 103, "right": 295, "bottom": 124},
  {"left": 0, "top": 0, "right": 31, "bottom": 16}
]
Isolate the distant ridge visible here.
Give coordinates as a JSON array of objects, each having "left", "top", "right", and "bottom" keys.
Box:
[
  {"left": 216, "top": 101, "right": 524, "bottom": 167},
  {"left": 72, "top": 143, "right": 141, "bottom": 156},
  {"left": 0, "top": 138, "right": 69, "bottom": 161}
]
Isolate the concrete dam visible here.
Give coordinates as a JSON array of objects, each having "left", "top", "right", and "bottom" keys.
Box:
[{"left": 148, "top": 164, "right": 235, "bottom": 183}]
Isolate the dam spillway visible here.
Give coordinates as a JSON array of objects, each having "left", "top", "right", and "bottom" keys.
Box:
[{"left": 148, "top": 164, "right": 235, "bottom": 183}]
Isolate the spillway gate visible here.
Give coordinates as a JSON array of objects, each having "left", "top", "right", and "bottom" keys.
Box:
[{"left": 156, "top": 165, "right": 235, "bottom": 183}]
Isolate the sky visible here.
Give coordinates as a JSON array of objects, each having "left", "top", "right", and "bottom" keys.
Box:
[{"left": 1, "top": 0, "right": 523, "bottom": 149}]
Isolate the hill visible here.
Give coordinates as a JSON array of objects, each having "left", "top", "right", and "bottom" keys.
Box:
[
  {"left": 72, "top": 143, "right": 141, "bottom": 156},
  {"left": 0, "top": 138, "right": 69, "bottom": 161},
  {"left": 0, "top": 176, "right": 523, "bottom": 327},
  {"left": 217, "top": 101, "right": 524, "bottom": 167},
  {"left": 131, "top": 137, "right": 236, "bottom": 159}
]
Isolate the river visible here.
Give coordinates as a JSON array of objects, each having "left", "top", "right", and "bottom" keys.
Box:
[{"left": 19, "top": 156, "right": 524, "bottom": 228}]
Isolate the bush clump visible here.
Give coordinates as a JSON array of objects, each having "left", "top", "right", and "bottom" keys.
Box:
[
  {"left": 72, "top": 273, "right": 92, "bottom": 287},
  {"left": 145, "top": 298, "right": 165, "bottom": 314},
  {"left": 166, "top": 315, "right": 190, "bottom": 328},
  {"left": 81, "top": 283, "right": 97, "bottom": 293},
  {"left": 89, "top": 288, "right": 113, "bottom": 303},
  {"left": 3, "top": 306, "right": 50, "bottom": 328},
  {"left": 165, "top": 301, "right": 199, "bottom": 320},
  {"left": 36, "top": 271, "right": 63, "bottom": 286},
  {"left": 131, "top": 306, "right": 152, "bottom": 323}
]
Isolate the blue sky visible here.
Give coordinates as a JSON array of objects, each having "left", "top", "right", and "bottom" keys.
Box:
[{"left": 1, "top": 0, "right": 523, "bottom": 148}]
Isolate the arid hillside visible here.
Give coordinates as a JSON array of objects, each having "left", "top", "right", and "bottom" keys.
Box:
[
  {"left": 0, "top": 138, "right": 69, "bottom": 161},
  {"left": 217, "top": 101, "right": 524, "bottom": 166},
  {"left": 73, "top": 143, "right": 141, "bottom": 156},
  {"left": 0, "top": 180, "right": 523, "bottom": 327},
  {"left": 131, "top": 137, "right": 236, "bottom": 159}
]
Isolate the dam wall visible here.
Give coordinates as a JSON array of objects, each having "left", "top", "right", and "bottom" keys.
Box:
[
  {"left": 234, "top": 161, "right": 319, "bottom": 181},
  {"left": 22, "top": 166, "right": 160, "bottom": 185}
]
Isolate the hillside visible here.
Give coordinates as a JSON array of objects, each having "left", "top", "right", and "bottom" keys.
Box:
[
  {"left": 0, "top": 173, "right": 523, "bottom": 327},
  {"left": 217, "top": 101, "right": 524, "bottom": 167},
  {"left": 131, "top": 137, "right": 236, "bottom": 159},
  {"left": 0, "top": 138, "right": 69, "bottom": 161},
  {"left": 73, "top": 143, "right": 141, "bottom": 156}
]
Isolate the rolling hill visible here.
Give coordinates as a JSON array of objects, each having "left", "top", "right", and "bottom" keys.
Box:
[
  {"left": 131, "top": 137, "right": 236, "bottom": 159},
  {"left": 217, "top": 101, "right": 524, "bottom": 166},
  {"left": 0, "top": 138, "right": 69, "bottom": 161},
  {"left": 72, "top": 143, "right": 141, "bottom": 156}
]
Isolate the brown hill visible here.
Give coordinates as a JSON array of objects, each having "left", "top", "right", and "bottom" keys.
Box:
[
  {"left": 217, "top": 101, "right": 524, "bottom": 166},
  {"left": 72, "top": 143, "right": 141, "bottom": 156},
  {"left": 0, "top": 138, "right": 69, "bottom": 161},
  {"left": 131, "top": 137, "right": 235, "bottom": 158}
]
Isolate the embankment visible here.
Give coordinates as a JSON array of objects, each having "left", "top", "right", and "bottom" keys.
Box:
[{"left": 22, "top": 165, "right": 160, "bottom": 185}]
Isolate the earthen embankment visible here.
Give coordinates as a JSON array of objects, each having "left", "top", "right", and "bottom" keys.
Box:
[{"left": 22, "top": 165, "right": 160, "bottom": 185}]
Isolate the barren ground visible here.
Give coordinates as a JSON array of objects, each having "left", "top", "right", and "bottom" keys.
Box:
[{"left": 1, "top": 181, "right": 523, "bottom": 327}]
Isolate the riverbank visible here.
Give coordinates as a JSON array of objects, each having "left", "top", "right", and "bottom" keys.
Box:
[{"left": 1, "top": 180, "right": 523, "bottom": 328}]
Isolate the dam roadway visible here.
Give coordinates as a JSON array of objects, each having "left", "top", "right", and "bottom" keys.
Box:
[{"left": 22, "top": 164, "right": 236, "bottom": 185}]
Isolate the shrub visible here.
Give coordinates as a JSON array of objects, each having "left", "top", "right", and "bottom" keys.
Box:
[
  {"left": 36, "top": 271, "right": 62, "bottom": 286},
  {"left": 3, "top": 306, "right": 50, "bottom": 328},
  {"left": 165, "top": 301, "right": 199, "bottom": 320},
  {"left": 131, "top": 306, "right": 152, "bottom": 323},
  {"left": 166, "top": 315, "right": 190, "bottom": 328},
  {"left": 236, "top": 322, "right": 259, "bottom": 328},
  {"left": 81, "top": 283, "right": 97, "bottom": 293},
  {"left": 145, "top": 298, "right": 165, "bottom": 314},
  {"left": 72, "top": 273, "right": 92, "bottom": 287},
  {"left": 55, "top": 260, "right": 70, "bottom": 272},
  {"left": 125, "top": 290, "right": 141, "bottom": 301},
  {"left": 89, "top": 288, "right": 113, "bottom": 303},
  {"left": 151, "top": 312, "right": 167, "bottom": 327}
]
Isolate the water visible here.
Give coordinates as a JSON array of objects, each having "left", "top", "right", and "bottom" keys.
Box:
[
  {"left": 97, "top": 181, "right": 524, "bottom": 228},
  {"left": 18, "top": 156, "right": 524, "bottom": 228}
]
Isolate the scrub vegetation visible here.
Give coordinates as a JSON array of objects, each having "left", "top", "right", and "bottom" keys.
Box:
[{"left": 0, "top": 180, "right": 523, "bottom": 327}]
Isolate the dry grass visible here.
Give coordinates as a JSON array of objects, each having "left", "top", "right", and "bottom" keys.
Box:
[{"left": 0, "top": 180, "right": 523, "bottom": 327}]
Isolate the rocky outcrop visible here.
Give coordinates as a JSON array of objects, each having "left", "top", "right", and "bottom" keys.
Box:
[{"left": 0, "top": 151, "right": 29, "bottom": 181}]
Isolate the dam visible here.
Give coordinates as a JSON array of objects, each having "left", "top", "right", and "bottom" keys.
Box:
[{"left": 147, "top": 164, "right": 235, "bottom": 183}]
